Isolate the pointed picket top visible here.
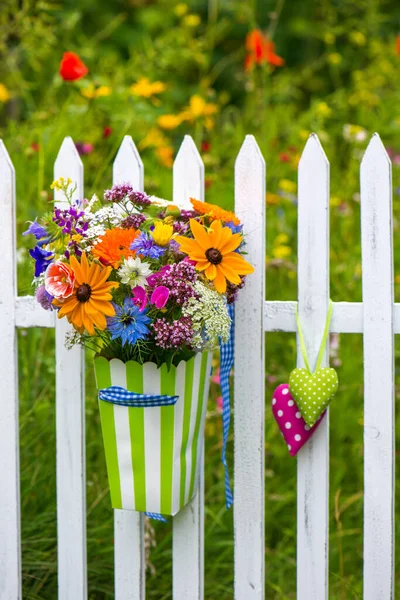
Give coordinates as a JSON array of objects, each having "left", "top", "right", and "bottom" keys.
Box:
[
  {"left": 235, "top": 134, "right": 265, "bottom": 169},
  {"left": 173, "top": 135, "right": 204, "bottom": 207},
  {"left": 54, "top": 137, "right": 83, "bottom": 206},
  {"left": 299, "top": 133, "right": 329, "bottom": 171},
  {"left": 113, "top": 135, "right": 144, "bottom": 190},
  {"left": 361, "top": 133, "right": 391, "bottom": 172}
]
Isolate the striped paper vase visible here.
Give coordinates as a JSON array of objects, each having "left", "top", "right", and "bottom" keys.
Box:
[{"left": 94, "top": 352, "right": 212, "bottom": 516}]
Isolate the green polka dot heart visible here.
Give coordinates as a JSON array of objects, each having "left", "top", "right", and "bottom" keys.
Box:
[{"left": 289, "top": 367, "right": 338, "bottom": 427}]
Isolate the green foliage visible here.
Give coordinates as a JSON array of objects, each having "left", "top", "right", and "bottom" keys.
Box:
[{"left": 6, "top": 0, "right": 400, "bottom": 597}]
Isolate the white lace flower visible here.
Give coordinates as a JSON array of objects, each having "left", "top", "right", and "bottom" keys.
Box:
[
  {"left": 118, "top": 257, "right": 152, "bottom": 288},
  {"left": 182, "top": 281, "right": 231, "bottom": 351}
]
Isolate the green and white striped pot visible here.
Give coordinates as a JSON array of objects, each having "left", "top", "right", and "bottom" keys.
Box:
[{"left": 94, "top": 353, "right": 212, "bottom": 516}]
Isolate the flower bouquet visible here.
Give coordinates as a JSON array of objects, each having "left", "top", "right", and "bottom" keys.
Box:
[{"left": 25, "top": 178, "right": 253, "bottom": 515}]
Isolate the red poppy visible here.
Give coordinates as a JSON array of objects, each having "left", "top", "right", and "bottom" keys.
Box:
[
  {"left": 245, "top": 29, "right": 284, "bottom": 70},
  {"left": 201, "top": 140, "right": 211, "bottom": 152},
  {"left": 59, "top": 52, "right": 88, "bottom": 81},
  {"left": 103, "top": 126, "right": 113, "bottom": 138},
  {"left": 396, "top": 34, "right": 400, "bottom": 56}
]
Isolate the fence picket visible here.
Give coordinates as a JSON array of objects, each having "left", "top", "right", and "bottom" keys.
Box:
[
  {"left": 172, "top": 135, "right": 205, "bottom": 600},
  {"left": 53, "top": 137, "right": 87, "bottom": 600},
  {"left": 360, "top": 134, "right": 395, "bottom": 599},
  {"left": 296, "top": 134, "right": 330, "bottom": 600},
  {"left": 234, "top": 135, "right": 266, "bottom": 599},
  {"left": 0, "top": 141, "right": 21, "bottom": 600},
  {"left": 112, "top": 135, "right": 146, "bottom": 600}
]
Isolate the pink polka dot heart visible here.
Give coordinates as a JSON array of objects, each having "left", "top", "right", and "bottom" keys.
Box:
[{"left": 271, "top": 383, "right": 325, "bottom": 456}]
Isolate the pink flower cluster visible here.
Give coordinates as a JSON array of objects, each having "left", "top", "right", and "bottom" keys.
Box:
[{"left": 152, "top": 316, "right": 194, "bottom": 349}]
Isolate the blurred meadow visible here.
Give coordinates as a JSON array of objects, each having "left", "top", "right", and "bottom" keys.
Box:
[{"left": 3, "top": 0, "right": 400, "bottom": 597}]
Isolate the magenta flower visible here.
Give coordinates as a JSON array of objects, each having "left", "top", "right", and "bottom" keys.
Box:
[
  {"left": 132, "top": 286, "right": 147, "bottom": 312},
  {"left": 146, "top": 265, "right": 170, "bottom": 288},
  {"left": 151, "top": 285, "right": 170, "bottom": 309}
]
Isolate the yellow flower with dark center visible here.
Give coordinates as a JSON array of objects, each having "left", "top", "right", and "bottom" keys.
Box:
[
  {"left": 151, "top": 221, "right": 174, "bottom": 246},
  {"left": 53, "top": 253, "right": 118, "bottom": 336},
  {"left": 175, "top": 219, "right": 254, "bottom": 294}
]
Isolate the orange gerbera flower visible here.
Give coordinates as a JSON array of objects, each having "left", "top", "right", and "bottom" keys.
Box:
[
  {"left": 190, "top": 198, "right": 241, "bottom": 226},
  {"left": 175, "top": 219, "right": 254, "bottom": 294},
  {"left": 54, "top": 252, "right": 118, "bottom": 336},
  {"left": 92, "top": 227, "right": 139, "bottom": 268}
]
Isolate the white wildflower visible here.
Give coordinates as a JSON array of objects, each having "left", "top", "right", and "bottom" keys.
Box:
[
  {"left": 65, "top": 330, "right": 85, "bottom": 350},
  {"left": 118, "top": 256, "right": 152, "bottom": 288},
  {"left": 182, "top": 281, "right": 231, "bottom": 351}
]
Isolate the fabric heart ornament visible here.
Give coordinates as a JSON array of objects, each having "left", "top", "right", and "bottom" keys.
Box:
[
  {"left": 272, "top": 383, "right": 325, "bottom": 456},
  {"left": 289, "top": 367, "right": 338, "bottom": 427}
]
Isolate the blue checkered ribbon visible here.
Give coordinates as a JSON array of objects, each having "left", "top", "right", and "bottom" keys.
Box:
[
  {"left": 98, "top": 386, "right": 178, "bottom": 408},
  {"left": 219, "top": 303, "right": 235, "bottom": 509},
  {"left": 145, "top": 512, "right": 168, "bottom": 522}
]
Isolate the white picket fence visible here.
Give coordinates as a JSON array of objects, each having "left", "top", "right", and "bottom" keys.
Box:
[{"left": 0, "top": 132, "right": 394, "bottom": 599}]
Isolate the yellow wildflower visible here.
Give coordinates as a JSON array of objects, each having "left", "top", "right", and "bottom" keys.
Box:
[
  {"left": 330, "top": 196, "right": 342, "bottom": 207},
  {"left": 272, "top": 245, "right": 292, "bottom": 259},
  {"left": 349, "top": 31, "right": 366, "bottom": 46},
  {"left": 266, "top": 192, "right": 281, "bottom": 205},
  {"left": 157, "top": 114, "right": 183, "bottom": 130},
  {"left": 183, "top": 14, "right": 201, "bottom": 27},
  {"left": 185, "top": 95, "right": 218, "bottom": 118},
  {"left": 130, "top": 78, "right": 166, "bottom": 99},
  {"left": 274, "top": 233, "right": 289, "bottom": 245},
  {"left": 328, "top": 53, "right": 342, "bottom": 65},
  {"left": 299, "top": 129, "right": 310, "bottom": 140},
  {"left": 139, "top": 128, "right": 168, "bottom": 150},
  {"left": 324, "top": 33, "right": 335, "bottom": 45},
  {"left": 0, "top": 84, "right": 10, "bottom": 103},
  {"left": 175, "top": 3, "right": 188, "bottom": 16},
  {"left": 156, "top": 146, "right": 174, "bottom": 167},
  {"left": 50, "top": 177, "right": 73, "bottom": 191},
  {"left": 81, "top": 84, "right": 112, "bottom": 99},
  {"left": 151, "top": 221, "right": 174, "bottom": 246},
  {"left": 278, "top": 179, "right": 297, "bottom": 194},
  {"left": 316, "top": 102, "right": 332, "bottom": 118},
  {"left": 395, "top": 275, "right": 400, "bottom": 284}
]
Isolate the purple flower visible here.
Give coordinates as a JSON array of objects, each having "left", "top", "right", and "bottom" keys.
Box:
[
  {"left": 104, "top": 183, "right": 134, "bottom": 203},
  {"left": 35, "top": 285, "right": 54, "bottom": 311},
  {"left": 104, "top": 184, "right": 151, "bottom": 207},
  {"left": 29, "top": 246, "right": 54, "bottom": 277},
  {"left": 179, "top": 209, "right": 197, "bottom": 221},
  {"left": 156, "top": 261, "right": 198, "bottom": 305},
  {"left": 121, "top": 214, "right": 146, "bottom": 229},
  {"left": 152, "top": 316, "right": 194, "bottom": 349},
  {"left": 130, "top": 232, "right": 166, "bottom": 259},
  {"left": 23, "top": 219, "right": 48, "bottom": 240},
  {"left": 75, "top": 142, "right": 93, "bottom": 156},
  {"left": 132, "top": 286, "right": 148, "bottom": 312},
  {"left": 53, "top": 206, "right": 88, "bottom": 236},
  {"left": 151, "top": 286, "right": 170, "bottom": 309}
]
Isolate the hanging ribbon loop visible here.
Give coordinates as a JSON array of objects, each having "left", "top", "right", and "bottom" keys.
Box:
[{"left": 295, "top": 300, "right": 333, "bottom": 374}]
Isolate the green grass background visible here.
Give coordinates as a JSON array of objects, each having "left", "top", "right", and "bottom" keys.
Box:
[{"left": 3, "top": 0, "right": 400, "bottom": 597}]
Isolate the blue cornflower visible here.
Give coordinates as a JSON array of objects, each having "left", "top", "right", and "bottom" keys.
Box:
[
  {"left": 107, "top": 297, "right": 151, "bottom": 346},
  {"left": 23, "top": 219, "right": 48, "bottom": 240},
  {"left": 130, "top": 232, "right": 166, "bottom": 259},
  {"left": 29, "top": 246, "right": 54, "bottom": 277},
  {"left": 225, "top": 221, "right": 243, "bottom": 235}
]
